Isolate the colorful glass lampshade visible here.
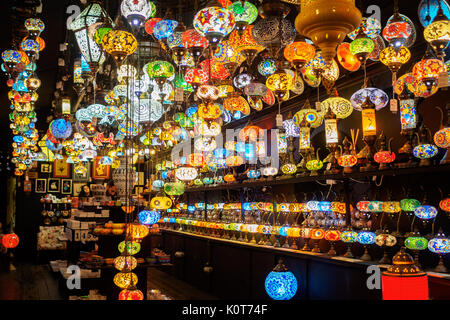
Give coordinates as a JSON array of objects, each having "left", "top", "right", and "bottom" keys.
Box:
[
  {"left": 101, "top": 29, "right": 138, "bottom": 64},
  {"left": 424, "top": 10, "right": 450, "bottom": 57},
  {"left": 337, "top": 42, "right": 361, "bottom": 71},
  {"left": 184, "top": 68, "right": 209, "bottom": 87},
  {"left": 375, "top": 234, "right": 397, "bottom": 247},
  {"left": 121, "top": 0, "right": 156, "bottom": 27},
  {"left": 338, "top": 154, "right": 358, "bottom": 168},
  {"left": 257, "top": 59, "right": 277, "bottom": 76},
  {"left": 374, "top": 151, "right": 396, "bottom": 164},
  {"left": 283, "top": 41, "right": 316, "bottom": 70},
  {"left": 228, "top": 1, "right": 257, "bottom": 32},
  {"left": 114, "top": 272, "right": 138, "bottom": 289},
  {"left": 400, "top": 199, "right": 421, "bottom": 212},
  {"left": 382, "top": 18, "right": 412, "bottom": 49},
  {"left": 265, "top": 261, "right": 298, "bottom": 300},
  {"left": 153, "top": 19, "right": 178, "bottom": 40},
  {"left": 341, "top": 230, "right": 358, "bottom": 243},
  {"left": 118, "top": 241, "right": 141, "bottom": 255},
  {"left": 199, "top": 59, "right": 229, "bottom": 80},
  {"left": 266, "top": 73, "right": 293, "bottom": 100},
  {"left": 196, "top": 85, "right": 220, "bottom": 101},
  {"left": 50, "top": 119, "right": 72, "bottom": 139},
  {"left": 321, "top": 97, "right": 353, "bottom": 119},
  {"left": 24, "top": 18, "right": 45, "bottom": 36},
  {"left": 252, "top": 16, "right": 296, "bottom": 56},
  {"left": 146, "top": 60, "right": 175, "bottom": 82},
  {"left": 347, "top": 17, "right": 381, "bottom": 40},
  {"left": 418, "top": 0, "right": 450, "bottom": 27},
  {"left": 145, "top": 18, "right": 162, "bottom": 35},
  {"left": 193, "top": 6, "right": 235, "bottom": 46},
  {"left": 70, "top": 2, "right": 112, "bottom": 73},
  {"left": 405, "top": 236, "right": 428, "bottom": 250},
  {"left": 434, "top": 127, "right": 450, "bottom": 148},
  {"left": 414, "top": 205, "right": 438, "bottom": 220},
  {"left": 1, "top": 233, "right": 19, "bottom": 248},
  {"left": 350, "top": 87, "right": 389, "bottom": 111},
  {"left": 413, "top": 144, "right": 438, "bottom": 159},
  {"left": 182, "top": 29, "right": 208, "bottom": 62},
  {"left": 356, "top": 230, "right": 376, "bottom": 245},
  {"left": 412, "top": 58, "right": 446, "bottom": 93},
  {"left": 114, "top": 255, "right": 137, "bottom": 271},
  {"left": 118, "top": 288, "right": 144, "bottom": 300},
  {"left": 138, "top": 209, "right": 161, "bottom": 225},
  {"left": 381, "top": 248, "right": 429, "bottom": 300},
  {"left": 399, "top": 99, "right": 417, "bottom": 131},
  {"left": 428, "top": 234, "right": 450, "bottom": 254},
  {"left": 379, "top": 46, "right": 411, "bottom": 74},
  {"left": 349, "top": 30, "right": 375, "bottom": 63}
]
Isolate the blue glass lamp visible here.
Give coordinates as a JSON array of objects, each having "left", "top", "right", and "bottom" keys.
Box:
[
  {"left": 265, "top": 260, "right": 298, "bottom": 300},
  {"left": 138, "top": 209, "right": 161, "bottom": 225}
]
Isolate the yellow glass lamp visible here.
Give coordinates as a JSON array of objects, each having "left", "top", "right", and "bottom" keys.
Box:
[
  {"left": 102, "top": 29, "right": 138, "bottom": 65},
  {"left": 150, "top": 195, "right": 173, "bottom": 210},
  {"left": 423, "top": 5, "right": 450, "bottom": 58},
  {"left": 114, "top": 255, "right": 137, "bottom": 271},
  {"left": 113, "top": 272, "right": 138, "bottom": 289},
  {"left": 266, "top": 72, "right": 293, "bottom": 101},
  {"left": 379, "top": 46, "right": 411, "bottom": 83}
]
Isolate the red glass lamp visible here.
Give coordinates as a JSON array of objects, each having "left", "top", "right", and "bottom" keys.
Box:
[{"left": 381, "top": 248, "right": 429, "bottom": 300}]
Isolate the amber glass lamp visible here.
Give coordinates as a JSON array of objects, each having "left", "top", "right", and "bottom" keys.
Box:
[
  {"left": 412, "top": 55, "right": 446, "bottom": 94},
  {"left": 360, "top": 96, "right": 377, "bottom": 171},
  {"left": 283, "top": 37, "right": 316, "bottom": 70},
  {"left": 294, "top": 0, "right": 361, "bottom": 62}
]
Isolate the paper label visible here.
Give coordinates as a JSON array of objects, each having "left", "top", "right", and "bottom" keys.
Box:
[
  {"left": 175, "top": 87, "right": 184, "bottom": 102},
  {"left": 315, "top": 102, "right": 321, "bottom": 112},
  {"left": 438, "top": 72, "right": 449, "bottom": 88},
  {"left": 276, "top": 114, "right": 283, "bottom": 128},
  {"left": 390, "top": 99, "right": 398, "bottom": 113}
]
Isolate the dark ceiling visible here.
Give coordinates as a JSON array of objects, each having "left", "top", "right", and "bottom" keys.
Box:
[{"left": 0, "top": 0, "right": 447, "bottom": 158}]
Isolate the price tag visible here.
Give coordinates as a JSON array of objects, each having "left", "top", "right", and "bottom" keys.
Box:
[
  {"left": 326, "top": 163, "right": 332, "bottom": 170},
  {"left": 175, "top": 87, "right": 184, "bottom": 102},
  {"left": 315, "top": 101, "right": 321, "bottom": 112},
  {"left": 276, "top": 114, "right": 283, "bottom": 128},
  {"left": 390, "top": 99, "right": 398, "bottom": 113},
  {"left": 438, "top": 72, "right": 449, "bottom": 88}
]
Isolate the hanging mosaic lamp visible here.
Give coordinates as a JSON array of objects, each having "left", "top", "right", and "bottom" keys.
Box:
[{"left": 264, "top": 260, "right": 298, "bottom": 300}]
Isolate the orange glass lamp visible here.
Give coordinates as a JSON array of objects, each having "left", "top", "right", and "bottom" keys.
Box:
[
  {"left": 381, "top": 248, "right": 429, "bottom": 300},
  {"left": 232, "top": 25, "right": 265, "bottom": 65},
  {"left": 1, "top": 233, "right": 19, "bottom": 248},
  {"left": 283, "top": 39, "right": 316, "bottom": 70},
  {"left": 310, "top": 228, "right": 325, "bottom": 253},
  {"left": 325, "top": 229, "right": 341, "bottom": 256},
  {"left": 126, "top": 223, "right": 149, "bottom": 241},
  {"left": 359, "top": 96, "right": 378, "bottom": 171},
  {"left": 337, "top": 42, "right": 361, "bottom": 71},
  {"left": 412, "top": 57, "right": 446, "bottom": 95}
]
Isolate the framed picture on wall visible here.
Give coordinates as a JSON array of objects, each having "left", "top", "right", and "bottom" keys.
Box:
[
  {"left": 40, "top": 163, "right": 52, "bottom": 174},
  {"left": 73, "top": 162, "right": 90, "bottom": 182},
  {"left": 48, "top": 178, "right": 60, "bottom": 193},
  {"left": 92, "top": 156, "right": 110, "bottom": 180},
  {"left": 35, "top": 179, "right": 46, "bottom": 193},
  {"left": 61, "top": 179, "right": 72, "bottom": 194},
  {"left": 73, "top": 182, "right": 85, "bottom": 196},
  {"left": 53, "top": 158, "right": 71, "bottom": 178}
]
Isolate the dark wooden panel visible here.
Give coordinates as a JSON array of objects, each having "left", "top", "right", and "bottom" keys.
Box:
[
  {"left": 307, "top": 260, "right": 381, "bottom": 300},
  {"left": 210, "top": 243, "right": 251, "bottom": 299},
  {"left": 183, "top": 237, "right": 210, "bottom": 292},
  {"left": 250, "top": 251, "right": 277, "bottom": 300},
  {"left": 279, "top": 255, "right": 308, "bottom": 300}
]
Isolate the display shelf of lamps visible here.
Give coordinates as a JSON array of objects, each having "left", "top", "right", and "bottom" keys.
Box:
[{"left": 183, "top": 163, "right": 450, "bottom": 193}]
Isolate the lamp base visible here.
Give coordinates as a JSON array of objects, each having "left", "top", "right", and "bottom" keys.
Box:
[
  {"left": 434, "top": 257, "right": 449, "bottom": 273},
  {"left": 301, "top": 239, "right": 311, "bottom": 251},
  {"left": 360, "top": 247, "right": 372, "bottom": 261},
  {"left": 343, "top": 245, "right": 354, "bottom": 258},
  {"left": 378, "top": 251, "right": 391, "bottom": 264}
]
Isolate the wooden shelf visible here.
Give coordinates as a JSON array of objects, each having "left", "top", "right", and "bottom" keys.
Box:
[
  {"left": 161, "top": 228, "right": 450, "bottom": 280},
  {"left": 183, "top": 163, "right": 450, "bottom": 193}
]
